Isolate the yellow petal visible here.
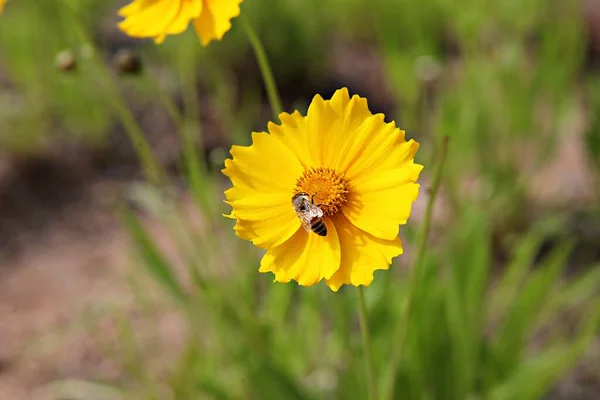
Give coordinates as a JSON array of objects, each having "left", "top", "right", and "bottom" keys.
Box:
[
  {"left": 223, "top": 132, "right": 304, "bottom": 248},
  {"left": 324, "top": 89, "right": 420, "bottom": 183},
  {"left": 325, "top": 88, "right": 373, "bottom": 169},
  {"left": 343, "top": 164, "right": 423, "bottom": 240},
  {"left": 351, "top": 162, "right": 424, "bottom": 192},
  {"left": 118, "top": 0, "right": 182, "bottom": 40},
  {"left": 0, "top": 0, "right": 7, "bottom": 14},
  {"left": 325, "top": 214, "right": 403, "bottom": 291},
  {"left": 304, "top": 88, "right": 386, "bottom": 173},
  {"left": 163, "top": 0, "right": 203, "bottom": 36},
  {"left": 194, "top": 0, "right": 243, "bottom": 46},
  {"left": 267, "top": 89, "right": 378, "bottom": 172},
  {"left": 227, "top": 193, "right": 300, "bottom": 249},
  {"left": 259, "top": 218, "right": 341, "bottom": 286},
  {"left": 327, "top": 87, "right": 352, "bottom": 111},
  {"left": 222, "top": 131, "right": 304, "bottom": 196},
  {"left": 334, "top": 115, "right": 393, "bottom": 180},
  {"left": 118, "top": 0, "right": 144, "bottom": 17},
  {"left": 268, "top": 111, "right": 315, "bottom": 169},
  {"left": 269, "top": 90, "right": 371, "bottom": 170},
  {"left": 351, "top": 137, "right": 421, "bottom": 183},
  {"left": 305, "top": 94, "right": 343, "bottom": 167}
]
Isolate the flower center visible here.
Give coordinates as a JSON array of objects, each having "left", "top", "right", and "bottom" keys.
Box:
[{"left": 294, "top": 167, "right": 349, "bottom": 216}]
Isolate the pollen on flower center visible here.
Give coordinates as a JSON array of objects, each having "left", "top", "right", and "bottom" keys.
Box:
[{"left": 294, "top": 167, "right": 349, "bottom": 216}]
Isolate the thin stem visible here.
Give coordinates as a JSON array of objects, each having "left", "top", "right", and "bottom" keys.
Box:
[
  {"left": 138, "top": 71, "right": 199, "bottom": 189},
  {"left": 383, "top": 136, "right": 450, "bottom": 400},
  {"left": 61, "top": 2, "right": 163, "bottom": 184},
  {"left": 240, "top": 15, "right": 283, "bottom": 119},
  {"left": 175, "top": 50, "right": 216, "bottom": 215},
  {"left": 414, "top": 136, "right": 449, "bottom": 269},
  {"left": 358, "top": 286, "right": 377, "bottom": 400}
]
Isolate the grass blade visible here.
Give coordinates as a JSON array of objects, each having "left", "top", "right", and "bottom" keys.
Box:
[{"left": 120, "top": 206, "right": 187, "bottom": 304}]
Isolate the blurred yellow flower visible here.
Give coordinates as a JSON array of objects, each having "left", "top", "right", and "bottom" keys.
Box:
[
  {"left": 223, "top": 88, "right": 423, "bottom": 291},
  {"left": 117, "top": 0, "right": 243, "bottom": 46},
  {"left": 0, "top": 0, "right": 6, "bottom": 14}
]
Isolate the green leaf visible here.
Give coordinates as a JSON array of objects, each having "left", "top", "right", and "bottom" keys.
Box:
[
  {"left": 120, "top": 206, "right": 187, "bottom": 304},
  {"left": 243, "top": 352, "right": 313, "bottom": 400},
  {"left": 490, "top": 299, "right": 600, "bottom": 400},
  {"left": 492, "top": 241, "right": 573, "bottom": 375}
]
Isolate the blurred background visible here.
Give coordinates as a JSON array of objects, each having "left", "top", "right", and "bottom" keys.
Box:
[{"left": 1, "top": 0, "right": 600, "bottom": 399}]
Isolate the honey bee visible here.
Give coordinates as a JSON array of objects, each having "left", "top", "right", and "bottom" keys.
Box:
[{"left": 292, "top": 192, "right": 327, "bottom": 236}]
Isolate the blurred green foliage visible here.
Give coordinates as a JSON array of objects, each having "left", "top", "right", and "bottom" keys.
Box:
[
  {"left": 1, "top": 0, "right": 600, "bottom": 399},
  {"left": 114, "top": 185, "right": 600, "bottom": 400}
]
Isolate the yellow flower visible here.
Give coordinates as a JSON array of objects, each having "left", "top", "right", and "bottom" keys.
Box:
[
  {"left": 222, "top": 88, "right": 423, "bottom": 291},
  {"left": 0, "top": 0, "right": 6, "bottom": 14},
  {"left": 117, "top": 0, "right": 243, "bottom": 46}
]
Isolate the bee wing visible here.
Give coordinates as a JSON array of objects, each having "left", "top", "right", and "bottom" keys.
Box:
[
  {"left": 295, "top": 210, "right": 314, "bottom": 233},
  {"left": 305, "top": 202, "right": 324, "bottom": 218},
  {"left": 293, "top": 197, "right": 324, "bottom": 233}
]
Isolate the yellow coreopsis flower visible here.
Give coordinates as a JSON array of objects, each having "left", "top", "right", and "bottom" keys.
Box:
[
  {"left": 117, "top": 0, "right": 243, "bottom": 46},
  {"left": 223, "top": 88, "right": 423, "bottom": 291}
]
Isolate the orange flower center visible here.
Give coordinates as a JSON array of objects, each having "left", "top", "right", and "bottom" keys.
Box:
[{"left": 294, "top": 167, "right": 349, "bottom": 216}]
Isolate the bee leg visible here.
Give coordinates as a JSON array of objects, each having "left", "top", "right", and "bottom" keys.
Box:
[{"left": 311, "top": 193, "right": 331, "bottom": 211}]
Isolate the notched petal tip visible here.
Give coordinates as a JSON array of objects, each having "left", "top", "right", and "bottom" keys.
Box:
[
  {"left": 414, "top": 163, "right": 425, "bottom": 178},
  {"left": 258, "top": 219, "right": 341, "bottom": 287},
  {"left": 326, "top": 278, "right": 374, "bottom": 292},
  {"left": 221, "top": 158, "right": 234, "bottom": 174},
  {"left": 406, "top": 138, "right": 420, "bottom": 153},
  {"left": 312, "top": 93, "right": 326, "bottom": 103},
  {"left": 222, "top": 212, "right": 236, "bottom": 219},
  {"left": 324, "top": 217, "right": 403, "bottom": 291},
  {"left": 330, "top": 87, "right": 350, "bottom": 101}
]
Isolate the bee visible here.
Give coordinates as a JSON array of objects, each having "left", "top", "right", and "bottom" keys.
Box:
[{"left": 292, "top": 192, "right": 327, "bottom": 236}]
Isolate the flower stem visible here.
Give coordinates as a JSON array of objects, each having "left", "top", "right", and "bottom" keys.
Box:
[
  {"left": 240, "top": 15, "right": 283, "bottom": 119},
  {"left": 61, "top": 2, "right": 163, "bottom": 185},
  {"left": 358, "top": 286, "right": 377, "bottom": 400},
  {"left": 383, "top": 136, "right": 450, "bottom": 400}
]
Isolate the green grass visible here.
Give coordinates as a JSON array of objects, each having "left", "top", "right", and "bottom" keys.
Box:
[{"left": 1, "top": 0, "right": 600, "bottom": 399}]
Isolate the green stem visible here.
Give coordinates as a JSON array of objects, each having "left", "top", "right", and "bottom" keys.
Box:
[
  {"left": 240, "top": 15, "right": 283, "bottom": 119},
  {"left": 383, "top": 136, "right": 450, "bottom": 400},
  {"left": 358, "top": 286, "right": 377, "bottom": 400},
  {"left": 61, "top": 3, "right": 163, "bottom": 184},
  {"left": 175, "top": 51, "right": 215, "bottom": 215}
]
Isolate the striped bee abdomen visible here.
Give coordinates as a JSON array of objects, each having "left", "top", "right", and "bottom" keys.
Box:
[{"left": 311, "top": 218, "right": 327, "bottom": 236}]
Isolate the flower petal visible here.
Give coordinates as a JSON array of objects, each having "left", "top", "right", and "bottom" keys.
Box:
[
  {"left": 269, "top": 90, "right": 372, "bottom": 170},
  {"left": 268, "top": 111, "right": 315, "bottom": 169},
  {"left": 118, "top": 0, "right": 145, "bottom": 17},
  {"left": 325, "top": 215, "right": 403, "bottom": 291},
  {"left": 194, "top": 0, "right": 243, "bottom": 46},
  {"left": 226, "top": 193, "right": 300, "bottom": 249},
  {"left": 259, "top": 218, "right": 341, "bottom": 286},
  {"left": 335, "top": 115, "right": 391, "bottom": 179},
  {"left": 305, "top": 94, "right": 343, "bottom": 167},
  {"left": 118, "top": 0, "right": 182, "bottom": 42},
  {"left": 323, "top": 88, "right": 421, "bottom": 183},
  {"left": 343, "top": 163, "right": 423, "bottom": 240},
  {"left": 326, "top": 89, "right": 373, "bottom": 169},
  {"left": 350, "top": 137, "right": 421, "bottom": 183},
  {"left": 222, "top": 131, "right": 304, "bottom": 197},
  {"left": 163, "top": 0, "right": 202, "bottom": 37}
]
